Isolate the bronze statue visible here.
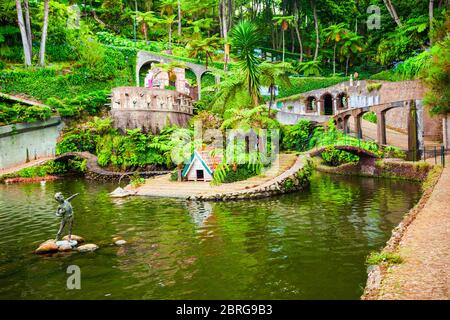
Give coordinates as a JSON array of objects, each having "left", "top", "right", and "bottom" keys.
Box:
[{"left": 54, "top": 192, "right": 79, "bottom": 241}]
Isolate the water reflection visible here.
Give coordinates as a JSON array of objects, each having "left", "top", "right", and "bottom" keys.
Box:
[{"left": 0, "top": 173, "right": 421, "bottom": 299}]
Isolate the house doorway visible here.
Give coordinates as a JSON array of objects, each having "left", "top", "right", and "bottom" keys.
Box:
[{"left": 196, "top": 169, "right": 204, "bottom": 181}]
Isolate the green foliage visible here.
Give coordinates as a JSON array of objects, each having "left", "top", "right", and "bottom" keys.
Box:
[
  {"left": 321, "top": 146, "right": 359, "bottom": 166},
  {"left": 362, "top": 111, "right": 377, "bottom": 124},
  {"left": 422, "top": 37, "right": 450, "bottom": 116},
  {"left": 294, "top": 60, "right": 322, "bottom": 77},
  {"left": 281, "top": 120, "right": 313, "bottom": 151},
  {"left": 56, "top": 119, "right": 181, "bottom": 171},
  {"left": 383, "top": 146, "right": 406, "bottom": 159},
  {"left": 221, "top": 165, "right": 260, "bottom": 183},
  {"left": 15, "top": 158, "right": 85, "bottom": 178},
  {"left": 0, "top": 100, "right": 52, "bottom": 125},
  {"left": 367, "top": 83, "right": 382, "bottom": 92},
  {"left": 46, "top": 90, "right": 110, "bottom": 117},
  {"left": 130, "top": 172, "right": 145, "bottom": 187},
  {"left": 366, "top": 251, "right": 403, "bottom": 265}
]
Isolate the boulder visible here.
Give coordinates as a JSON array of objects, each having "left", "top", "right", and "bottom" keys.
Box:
[
  {"left": 56, "top": 240, "right": 78, "bottom": 247},
  {"left": 63, "top": 235, "right": 84, "bottom": 243},
  {"left": 77, "top": 244, "right": 99, "bottom": 252},
  {"left": 35, "top": 240, "right": 58, "bottom": 254},
  {"left": 58, "top": 244, "right": 73, "bottom": 252},
  {"left": 114, "top": 240, "right": 127, "bottom": 246}
]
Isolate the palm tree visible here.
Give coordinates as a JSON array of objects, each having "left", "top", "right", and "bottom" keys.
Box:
[
  {"left": 188, "top": 35, "right": 221, "bottom": 69},
  {"left": 232, "top": 20, "right": 262, "bottom": 107},
  {"left": 323, "top": 23, "right": 347, "bottom": 75},
  {"left": 136, "top": 11, "right": 158, "bottom": 44},
  {"left": 272, "top": 15, "right": 294, "bottom": 62},
  {"left": 295, "top": 60, "right": 322, "bottom": 76},
  {"left": 160, "top": 14, "right": 177, "bottom": 50},
  {"left": 158, "top": 0, "right": 177, "bottom": 50},
  {"left": 339, "top": 31, "right": 364, "bottom": 75},
  {"left": 221, "top": 105, "right": 279, "bottom": 130},
  {"left": 259, "top": 61, "right": 293, "bottom": 116}
]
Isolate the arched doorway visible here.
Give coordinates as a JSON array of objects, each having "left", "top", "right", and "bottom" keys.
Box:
[
  {"left": 138, "top": 61, "right": 159, "bottom": 87},
  {"left": 321, "top": 93, "right": 334, "bottom": 115},
  {"left": 305, "top": 96, "right": 317, "bottom": 112},
  {"left": 336, "top": 92, "right": 348, "bottom": 110}
]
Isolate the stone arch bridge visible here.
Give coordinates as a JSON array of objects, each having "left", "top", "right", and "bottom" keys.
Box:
[
  {"left": 309, "top": 145, "right": 380, "bottom": 159},
  {"left": 333, "top": 100, "right": 421, "bottom": 158}
]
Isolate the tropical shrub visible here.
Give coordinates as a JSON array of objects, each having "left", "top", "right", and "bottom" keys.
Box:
[
  {"left": 0, "top": 101, "right": 52, "bottom": 125},
  {"left": 281, "top": 119, "right": 314, "bottom": 151},
  {"left": 321, "top": 146, "right": 359, "bottom": 166}
]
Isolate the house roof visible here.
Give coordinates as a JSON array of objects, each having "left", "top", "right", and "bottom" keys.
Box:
[{"left": 182, "top": 148, "right": 223, "bottom": 177}]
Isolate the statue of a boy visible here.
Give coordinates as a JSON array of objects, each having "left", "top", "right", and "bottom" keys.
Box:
[{"left": 54, "top": 192, "right": 79, "bottom": 241}]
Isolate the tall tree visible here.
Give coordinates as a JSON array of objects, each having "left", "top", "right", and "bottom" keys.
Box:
[
  {"left": 23, "top": 0, "right": 32, "bottom": 57},
  {"left": 429, "top": 0, "right": 434, "bottom": 45},
  {"left": 38, "top": 0, "right": 49, "bottom": 66},
  {"left": 310, "top": 0, "right": 320, "bottom": 62},
  {"left": 177, "top": 0, "right": 181, "bottom": 37},
  {"left": 272, "top": 15, "right": 294, "bottom": 62},
  {"left": 15, "top": 0, "right": 31, "bottom": 66},
  {"left": 260, "top": 61, "right": 292, "bottom": 116},
  {"left": 323, "top": 23, "right": 347, "bottom": 75},
  {"left": 232, "top": 20, "right": 261, "bottom": 107},
  {"left": 383, "top": 0, "right": 402, "bottom": 27}
]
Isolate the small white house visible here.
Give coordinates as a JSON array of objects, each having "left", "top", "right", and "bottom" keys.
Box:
[{"left": 182, "top": 149, "right": 222, "bottom": 182}]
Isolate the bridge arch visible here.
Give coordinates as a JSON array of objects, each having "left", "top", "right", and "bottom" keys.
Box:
[{"left": 135, "top": 50, "right": 209, "bottom": 100}]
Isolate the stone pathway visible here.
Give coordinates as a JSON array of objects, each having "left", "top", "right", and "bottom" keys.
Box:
[
  {"left": 129, "top": 153, "right": 298, "bottom": 198},
  {"left": 351, "top": 120, "right": 440, "bottom": 149},
  {"left": 0, "top": 157, "right": 54, "bottom": 176},
  {"left": 372, "top": 160, "right": 450, "bottom": 300}
]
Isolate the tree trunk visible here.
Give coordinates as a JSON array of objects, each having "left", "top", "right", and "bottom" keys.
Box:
[
  {"left": 15, "top": 0, "right": 32, "bottom": 66},
  {"left": 23, "top": 0, "right": 32, "bottom": 58},
  {"left": 38, "top": 0, "right": 49, "bottom": 67},
  {"left": 333, "top": 43, "right": 336, "bottom": 75},
  {"left": 429, "top": 0, "right": 434, "bottom": 45},
  {"left": 383, "top": 0, "right": 402, "bottom": 27},
  {"left": 282, "top": 29, "right": 285, "bottom": 62},
  {"left": 311, "top": 0, "right": 320, "bottom": 62},
  {"left": 177, "top": 0, "right": 181, "bottom": 37},
  {"left": 168, "top": 24, "right": 172, "bottom": 50},
  {"left": 346, "top": 56, "right": 350, "bottom": 76},
  {"left": 177, "top": 164, "right": 182, "bottom": 182}
]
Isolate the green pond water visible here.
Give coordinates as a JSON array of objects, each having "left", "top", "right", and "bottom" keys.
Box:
[{"left": 0, "top": 173, "right": 421, "bottom": 300}]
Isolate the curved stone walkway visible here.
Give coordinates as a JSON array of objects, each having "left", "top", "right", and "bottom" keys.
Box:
[{"left": 125, "top": 153, "right": 300, "bottom": 199}]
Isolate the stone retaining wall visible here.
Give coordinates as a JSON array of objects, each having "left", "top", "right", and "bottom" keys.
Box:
[
  {"left": 0, "top": 117, "right": 63, "bottom": 170},
  {"left": 187, "top": 155, "right": 312, "bottom": 201},
  {"left": 312, "top": 156, "right": 432, "bottom": 181}
]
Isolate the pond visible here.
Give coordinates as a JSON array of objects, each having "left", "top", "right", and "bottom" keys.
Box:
[{"left": 0, "top": 173, "right": 421, "bottom": 299}]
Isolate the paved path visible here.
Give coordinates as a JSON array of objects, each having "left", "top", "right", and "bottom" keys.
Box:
[
  {"left": 350, "top": 120, "right": 440, "bottom": 149},
  {"left": 129, "top": 154, "right": 298, "bottom": 198},
  {"left": 0, "top": 157, "right": 54, "bottom": 176},
  {"left": 374, "top": 160, "right": 450, "bottom": 299}
]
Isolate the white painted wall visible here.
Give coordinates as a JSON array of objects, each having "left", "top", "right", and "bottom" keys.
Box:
[{"left": 185, "top": 157, "right": 213, "bottom": 181}]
